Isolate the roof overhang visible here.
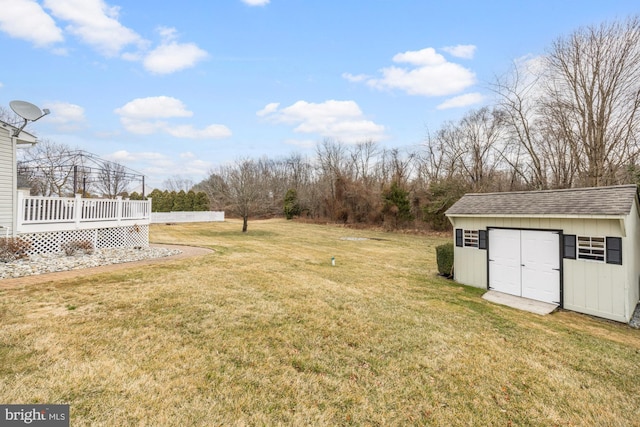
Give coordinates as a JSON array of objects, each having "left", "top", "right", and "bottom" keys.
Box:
[
  {"left": 445, "top": 213, "right": 625, "bottom": 220},
  {"left": 0, "top": 120, "right": 37, "bottom": 145},
  {"left": 446, "top": 213, "right": 629, "bottom": 237}
]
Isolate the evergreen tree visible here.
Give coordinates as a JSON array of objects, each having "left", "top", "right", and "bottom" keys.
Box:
[
  {"left": 382, "top": 181, "right": 414, "bottom": 228},
  {"left": 172, "top": 190, "right": 186, "bottom": 211},
  {"left": 194, "top": 192, "right": 210, "bottom": 211},
  {"left": 283, "top": 188, "right": 301, "bottom": 220}
]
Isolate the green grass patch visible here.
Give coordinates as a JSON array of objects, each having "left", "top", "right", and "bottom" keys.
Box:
[{"left": 0, "top": 219, "right": 639, "bottom": 425}]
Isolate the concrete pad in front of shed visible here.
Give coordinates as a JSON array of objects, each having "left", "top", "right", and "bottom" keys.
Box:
[{"left": 482, "top": 290, "right": 558, "bottom": 316}]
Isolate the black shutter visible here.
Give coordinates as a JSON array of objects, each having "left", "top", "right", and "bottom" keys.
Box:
[
  {"left": 563, "top": 235, "right": 576, "bottom": 259},
  {"left": 606, "top": 237, "right": 622, "bottom": 265},
  {"left": 478, "top": 230, "right": 487, "bottom": 250},
  {"left": 455, "top": 229, "right": 463, "bottom": 247}
]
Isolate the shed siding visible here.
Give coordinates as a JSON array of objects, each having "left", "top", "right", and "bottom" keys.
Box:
[
  {"left": 0, "top": 127, "right": 14, "bottom": 234},
  {"left": 563, "top": 261, "right": 627, "bottom": 322},
  {"left": 625, "top": 202, "right": 640, "bottom": 320},
  {"left": 452, "top": 217, "right": 487, "bottom": 288},
  {"left": 450, "top": 214, "right": 635, "bottom": 322}
]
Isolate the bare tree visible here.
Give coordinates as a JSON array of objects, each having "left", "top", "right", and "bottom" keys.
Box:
[
  {"left": 18, "top": 140, "right": 75, "bottom": 196},
  {"left": 163, "top": 175, "right": 195, "bottom": 192},
  {"left": 204, "top": 158, "right": 267, "bottom": 232},
  {"left": 95, "top": 162, "right": 132, "bottom": 198},
  {"left": 493, "top": 59, "right": 549, "bottom": 189},
  {"left": 0, "top": 106, "right": 21, "bottom": 126},
  {"left": 544, "top": 16, "right": 640, "bottom": 186}
]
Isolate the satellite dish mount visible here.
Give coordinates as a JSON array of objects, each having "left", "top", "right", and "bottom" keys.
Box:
[{"left": 9, "top": 100, "right": 50, "bottom": 137}]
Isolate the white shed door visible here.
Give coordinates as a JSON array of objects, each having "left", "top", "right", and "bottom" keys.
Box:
[
  {"left": 489, "top": 229, "right": 560, "bottom": 305},
  {"left": 520, "top": 230, "right": 560, "bottom": 304},
  {"left": 488, "top": 229, "right": 522, "bottom": 297}
]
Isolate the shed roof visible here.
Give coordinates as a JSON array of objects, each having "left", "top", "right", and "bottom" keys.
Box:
[{"left": 446, "top": 185, "right": 638, "bottom": 217}]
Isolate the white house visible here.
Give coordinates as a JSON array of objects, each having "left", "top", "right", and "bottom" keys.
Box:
[
  {"left": 445, "top": 185, "right": 640, "bottom": 324},
  {"left": 1, "top": 120, "right": 152, "bottom": 254},
  {"left": 0, "top": 120, "right": 36, "bottom": 237}
]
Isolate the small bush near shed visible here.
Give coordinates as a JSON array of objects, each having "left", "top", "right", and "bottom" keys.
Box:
[
  {"left": 0, "top": 237, "right": 31, "bottom": 262},
  {"left": 61, "top": 240, "right": 95, "bottom": 256},
  {"left": 436, "top": 242, "right": 454, "bottom": 278}
]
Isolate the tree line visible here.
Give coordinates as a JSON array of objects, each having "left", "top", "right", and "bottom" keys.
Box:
[
  {"left": 196, "top": 16, "right": 640, "bottom": 231},
  {"left": 4, "top": 17, "right": 639, "bottom": 232},
  {"left": 134, "top": 189, "right": 210, "bottom": 212}
]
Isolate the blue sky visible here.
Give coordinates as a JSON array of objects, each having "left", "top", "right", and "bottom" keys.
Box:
[{"left": 1, "top": 0, "right": 638, "bottom": 188}]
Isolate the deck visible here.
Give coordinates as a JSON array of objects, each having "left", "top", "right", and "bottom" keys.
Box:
[{"left": 16, "top": 193, "right": 151, "bottom": 234}]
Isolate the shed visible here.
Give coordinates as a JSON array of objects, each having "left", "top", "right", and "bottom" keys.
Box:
[
  {"left": 445, "top": 185, "right": 640, "bottom": 323},
  {"left": 0, "top": 121, "right": 37, "bottom": 237}
]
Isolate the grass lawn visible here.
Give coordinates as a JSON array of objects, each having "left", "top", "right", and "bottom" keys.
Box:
[{"left": 1, "top": 219, "right": 640, "bottom": 426}]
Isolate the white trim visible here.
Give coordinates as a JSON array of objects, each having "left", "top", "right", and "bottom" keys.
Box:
[
  {"left": 447, "top": 213, "right": 625, "bottom": 220},
  {"left": 16, "top": 194, "right": 151, "bottom": 234}
]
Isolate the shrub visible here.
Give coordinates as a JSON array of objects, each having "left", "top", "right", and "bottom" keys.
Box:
[
  {"left": 0, "top": 237, "right": 31, "bottom": 262},
  {"left": 436, "top": 242, "right": 454, "bottom": 278},
  {"left": 61, "top": 240, "right": 95, "bottom": 256}
]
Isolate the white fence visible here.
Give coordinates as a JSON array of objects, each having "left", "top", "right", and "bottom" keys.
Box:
[
  {"left": 17, "top": 193, "right": 151, "bottom": 234},
  {"left": 151, "top": 211, "right": 224, "bottom": 224}
]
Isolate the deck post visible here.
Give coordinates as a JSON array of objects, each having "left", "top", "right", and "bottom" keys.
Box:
[
  {"left": 74, "top": 194, "right": 82, "bottom": 229},
  {"left": 15, "top": 190, "right": 24, "bottom": 234},
  {"left": 116, "top": 196, "right": 123, "bottom": 224}
]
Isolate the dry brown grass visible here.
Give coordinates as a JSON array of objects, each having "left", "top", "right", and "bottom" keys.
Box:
[{"left": 1, "top": 219, "right": 640, "bottom": 426}]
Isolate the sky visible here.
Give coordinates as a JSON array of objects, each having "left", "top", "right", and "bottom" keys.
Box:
[{"left": 0, "top": 0, "right": 638, "bottom": 189}]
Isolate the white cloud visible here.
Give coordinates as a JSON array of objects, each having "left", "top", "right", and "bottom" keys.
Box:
[
  {"left": 0, "top": 0, "right": 63, "bottom": 47},
  {"left": 106, "top": 149, "right": 212, "bottom": 186},
  {"left": 342, "top": 73, "right": 369, "bottom": 83},
  {"left": 1, "top": 2, "right": 206, "bottom": 74},
  {"left": 43, "top": 101, "right": 86, "bottom": 130},
  {"left": 108, "top": 150, "right": 167, "bottom": 163},
  {"left": 442, "top": 44, "right": 476, "bottom": 59},
  {"left": 392, "top": 47, "right": 445, "bottom": 66},
  {"left": 166, "top": 124, "right": 232, "bottom": 139},
  {"left": 144, "top": 41, "right": 208, "bottom": 74},
  {"left": 115, "top": 96, "right": 193, "bottom": 120},
  {"left": 118, "top": 118, "right": 168, "bottom": 135},
  {"left": 436, "top": 92, "right": 483, "bottom": 110},
  {"left": 115, "top": 96, "right": 231, "bottom": 139},
  {"left": 259, "top": 99, "right": 386, "bottom": 143},
  {"left": 43, "top": 0, "right": 145, "bottom": 57},
  {"left": 143, "top": 26, "right": 208, "bottom": 74},
  {"left": 242, "top": 0, "right": 270, "bottom": 5},
  {"left": 348, "top": 47, "right": 476, "bottom": 97},
  {"left": 256, "top": 102, "right": 280, "bottom": 117}
]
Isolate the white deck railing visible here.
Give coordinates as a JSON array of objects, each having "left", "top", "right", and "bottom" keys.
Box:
[{"left": 16, "top": 193, "right": 152, "bottom": 233}]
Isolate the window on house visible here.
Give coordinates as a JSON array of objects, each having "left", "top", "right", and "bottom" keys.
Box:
[
  {"left": 464, "top": 230, "right": 479, "bottom": 248},
  {"left": 577, "top": 236, "right": 605, "bottom": 262}
]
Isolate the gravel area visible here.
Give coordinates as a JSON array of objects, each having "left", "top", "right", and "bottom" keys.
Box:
[{"left": 0, "top": 246, "right": 182, "bottom": 279}]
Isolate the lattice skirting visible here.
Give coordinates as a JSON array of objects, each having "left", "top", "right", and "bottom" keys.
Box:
[{"left": 18, "top": 225, "right": 149, "bottom": 255}]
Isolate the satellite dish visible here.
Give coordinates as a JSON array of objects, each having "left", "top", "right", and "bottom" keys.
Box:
[
  {"left": 8, "top": 100, "right": 50, "bottom": 137},
  {"left": 10, "top": 100, "right": 48, "bottom": 121}
]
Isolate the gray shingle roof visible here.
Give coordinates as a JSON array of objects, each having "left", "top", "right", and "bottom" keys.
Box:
[{"left": 445, "top": 185, "right": 638, "bottom": 216}]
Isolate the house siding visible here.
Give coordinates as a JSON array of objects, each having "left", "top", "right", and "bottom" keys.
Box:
[{"left": 0, "top": 126, "right": 15, "bottom": 235}]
